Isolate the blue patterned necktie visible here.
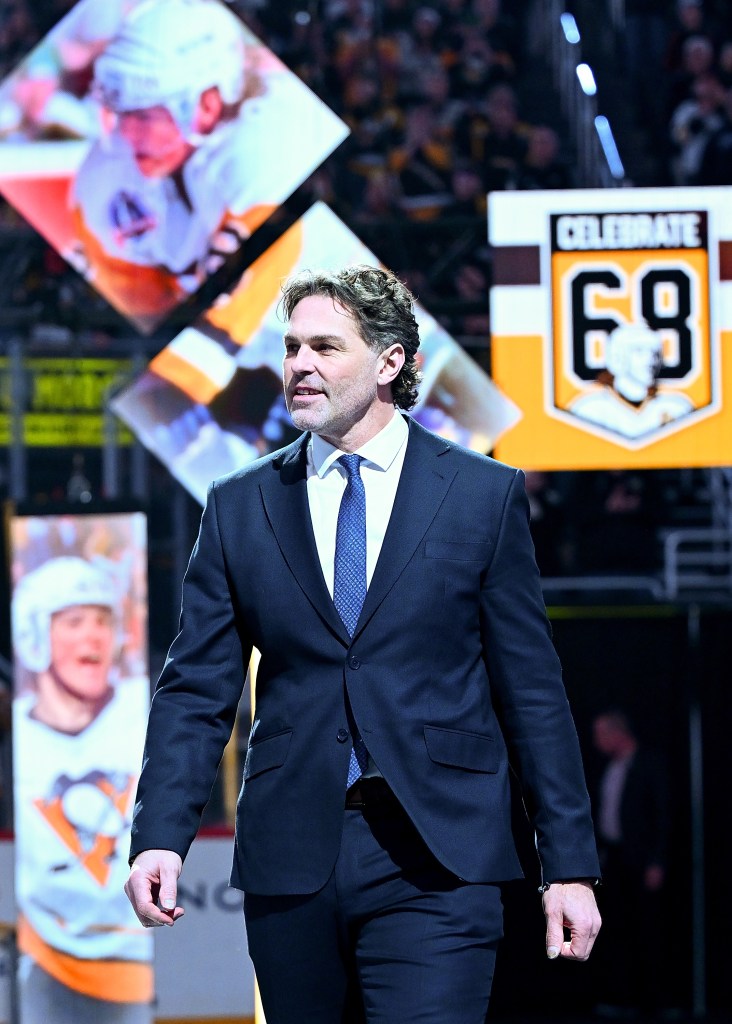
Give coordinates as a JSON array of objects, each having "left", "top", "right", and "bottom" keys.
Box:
[{"left": 333, "top": 454, "right": 369, "bottom": 787}]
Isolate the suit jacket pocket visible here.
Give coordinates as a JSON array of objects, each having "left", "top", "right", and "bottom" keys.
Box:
[
  {"left": 424, "top": 540, "right": 491, "bottom": 561},
  {"left": 424, "top": 725, "right": 499, "bottom": 773},
  {"left": 244, "top": 728, "right": 293, "bottom": 780}
]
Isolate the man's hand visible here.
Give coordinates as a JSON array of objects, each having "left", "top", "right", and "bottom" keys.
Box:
[
  {"left": 542, "top": 881, "right": 601, "bottom": 961},
  {"left": 124, "top": 849, "right": 184, "bottom": 928}
]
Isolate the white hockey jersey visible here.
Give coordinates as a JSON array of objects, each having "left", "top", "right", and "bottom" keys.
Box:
[
  {"left": 71, "top": 69, "right": 346, "bottom": 329},
  {"left": 13, "top": 677, "right": 153, "bottom": 1001}
]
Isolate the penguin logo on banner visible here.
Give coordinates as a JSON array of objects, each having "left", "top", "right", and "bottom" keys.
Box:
[{"left": 34, "top": 770, "right": 136, "bottom": 887}]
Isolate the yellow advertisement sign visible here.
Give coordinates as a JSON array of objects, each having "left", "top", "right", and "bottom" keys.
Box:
[{"left": 0, "top": 358, "right": 134, "bottom": 446}]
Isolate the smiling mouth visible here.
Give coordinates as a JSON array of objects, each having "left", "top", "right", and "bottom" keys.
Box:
[{"left": 293, "top": 387, "right": 323, "bottom": 397}]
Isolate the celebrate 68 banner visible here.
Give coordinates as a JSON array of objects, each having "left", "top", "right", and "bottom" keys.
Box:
[{"left": 489, "top": 187, "right": 732, "bottom": 469}]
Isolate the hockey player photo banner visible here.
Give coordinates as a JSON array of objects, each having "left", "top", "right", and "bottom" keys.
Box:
[
  {"left": 489, "top": 187, "right": 732, "bottom": 469},
  {"left": 0, "top": 0, "right": 348, "bottom": 333},
  {"left": 112, "top": 201, "right": 520, "bottom": 505},
  {"left": 9, "top": 512, "right": 153, "bottom": 1023}
]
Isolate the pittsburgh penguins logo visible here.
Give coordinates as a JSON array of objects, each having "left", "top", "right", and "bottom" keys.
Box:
[{"left": 35, "top": 770, "right": 135, "bottom": 886}]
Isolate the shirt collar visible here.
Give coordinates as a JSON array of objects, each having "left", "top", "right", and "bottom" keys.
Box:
[{"left": 309, "top": 411, "right": 408, "bottom": 479}]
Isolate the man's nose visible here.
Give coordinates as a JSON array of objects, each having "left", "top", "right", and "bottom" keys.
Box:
[{"left": 291, "top": 346, "right": 316, "bottom": 374}]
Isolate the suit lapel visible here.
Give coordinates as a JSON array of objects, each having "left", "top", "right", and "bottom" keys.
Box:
[
  {"left": 259, "top": 434, "right": 350, "bottom": 644},
  {"left": 259, "top": 421, "right": 457, "bottom": 645},
  {"left": 354, "top": 419, "right": 456, "bottom": 638}
]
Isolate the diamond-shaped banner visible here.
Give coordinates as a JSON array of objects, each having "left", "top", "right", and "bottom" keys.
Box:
[
  {"left": 0, "top": 0, "right": 348, "bottom": 332},
  {"left": 112, "top": 201, "right": 520, "bottom": 504}
]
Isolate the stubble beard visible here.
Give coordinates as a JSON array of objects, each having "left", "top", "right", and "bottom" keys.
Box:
[{"left": 286, "top": 383, "right": 377, "bottom": 445}]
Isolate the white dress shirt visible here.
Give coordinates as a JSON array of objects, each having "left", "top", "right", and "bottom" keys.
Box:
[
  {"left": 306, "top": 411, "right": 409, "bottom": 779},
  {"left": 598, "top": 752, "right": 634, "bottom": 843},
  {"left": 306, "top": 411, "right": 409, "bottom": 596}
]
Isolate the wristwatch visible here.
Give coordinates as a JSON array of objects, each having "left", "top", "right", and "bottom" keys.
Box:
[{"left": 538, "top": 878, "right": 600, "bottom": 894}]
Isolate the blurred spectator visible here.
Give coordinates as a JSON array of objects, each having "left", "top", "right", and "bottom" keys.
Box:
[
  {"left": 389, "top": 103, "right": 454, "bottom": 220},
  {"left": 66, "top": 452, "right": 93, "bottom": 503},
  {"left": 667, "top": 33, "right": 717, "bottom": 115},
  {"left": 340, "top": 71, "right": 401, "bottom": 180},
  {"left": 448, "top": 33, "right": 511, "bottom": 104},
  {"left": 591, "top": 711, "right": 670, "bottom": 1015},
  {"left": 696, "top": 82, "right": 732, "bottom": 182},
  {"left": 454, "top": 83, "right": 529, "bottom": 191},
  {"left": 398, "top": 7, "right": 449, "bottom": 94},
  {"left": 352, "top": 169, "right": 403, "bottom": 224},
  {"left": 440, "top": 0, "right": 473, "bottom": 53},
  {"left": 470, "top": 0, "right": 520, "bottom": 71},
  {"left": 275, "top": 10, "right": 329, "bottom": 92},
  {"left": 324, "top": 0, "right": 377, "bottom": 87},
  {"left": 666, "top": 0, "right": 718, "bottom": 73},
  {"left": 515, "top": 124, "right": 572, "bottom": 189},
  {"left": 446, "top": 159, "right": 486, "bottom": 216},
  {"left": 419, "top": 65, "right": 465, "bottom": 131},
  {"left": 669, "top": 71, "right": 725, "bottom": 182}
]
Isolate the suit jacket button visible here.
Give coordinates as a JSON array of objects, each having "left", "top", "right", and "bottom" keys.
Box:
[
  {"left": 337, "top": 729, "right": 349, "bottom": 743},
  {"left": 349, "top": 656, "right": 360, "bottom": 670}
]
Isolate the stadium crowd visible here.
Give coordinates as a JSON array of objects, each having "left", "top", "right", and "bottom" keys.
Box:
[
  {"left": 2, "top": 0, "right": 732, "bottom": 324},
  {"left": 0, "top": 0, "right": 569, "bottom": 338},
  {"left": 617, "top": 0, "right": 732, "bottom": 184}
]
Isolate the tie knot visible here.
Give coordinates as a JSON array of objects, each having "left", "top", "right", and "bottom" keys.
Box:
[{"left": 338, "top": 454, "right": 363, "bottom": 480}]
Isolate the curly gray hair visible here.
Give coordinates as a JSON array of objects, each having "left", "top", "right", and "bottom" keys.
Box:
[{"left": 279, "top": 265, "right": 421, "bottom": 410}]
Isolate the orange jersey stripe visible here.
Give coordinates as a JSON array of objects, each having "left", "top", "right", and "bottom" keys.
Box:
[
  {"left": 73, "top": 207, "right": 184, "bottom": 329},
  {"left": 149, "top": 349, "right": 223, "bottom": 405},
  {"left": 18, "top": 915, "right": 153, "bottom": 1004}
]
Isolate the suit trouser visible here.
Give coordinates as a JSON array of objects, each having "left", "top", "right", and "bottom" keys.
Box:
[{"left": 244, "top": 792, "right": 503, "bottom": 1024}]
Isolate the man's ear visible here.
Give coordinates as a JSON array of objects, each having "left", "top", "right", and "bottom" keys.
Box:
[
  {"left": 195, "top": 87, "right": 224, "bottom": 134},
  {"left": 377, "top": 344, "right": 405, "bottom": 386}
]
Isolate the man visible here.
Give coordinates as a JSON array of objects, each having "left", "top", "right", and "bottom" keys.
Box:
[
  {"left": 72, "top": 0, "right": 343, "bottom": 331},
  {"left": 72, "top": 0, "right": 259, "bottom": 330},
  {"left": 125, "top": 266, "right": 601, "bottom": 1023},
  {"left": 570, "top": 323, "right": 693, "bottom": 440},
  {"left": 591, "top": 711, "right": 670, "bottom": 1013},
  {"left": 12, "top": 556, "right": 152, "bottom": 1022}
]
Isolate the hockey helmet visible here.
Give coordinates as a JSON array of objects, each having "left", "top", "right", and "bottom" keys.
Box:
[
  {"left": 12, "top": 557, "right": 120, "bottom": 673},
  {"left": 93, "top": 0, "right": 247, "bottom": 134}
]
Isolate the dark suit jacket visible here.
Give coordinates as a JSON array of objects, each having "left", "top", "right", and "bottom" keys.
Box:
[{"left": 130, "top": 418, "right": 600, "bottom": 894}]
